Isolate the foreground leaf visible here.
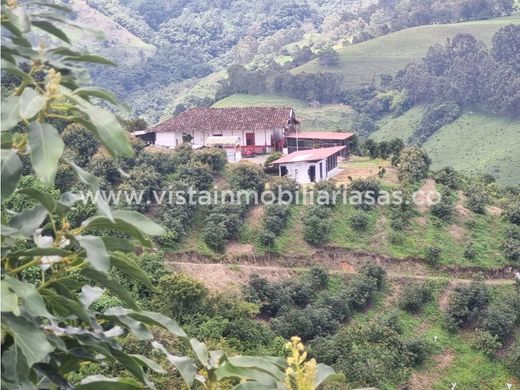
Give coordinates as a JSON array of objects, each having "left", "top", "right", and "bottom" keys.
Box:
[
  {"left": 27, "top": 122, "right": 64, "bottom": 185},
  {"left": 9, "top": 204, "right": 47, "bottom": 236},
  {"left": 76, "top": 375, "right": 142, "bottom": 390},
  {"left": 2, "top": 314, "right": 53, "bottom": 368},
  {"left": 20, "top": 88, "right": 47, "bottom": 120},
  {"left": 77, "top": 235, "right": 110, "bottom": 273},
  {"left": 1, "top": 149, "right": 23, "bottom": 201},
  {"left": 1, "top": 95, "right": 22, "bottom": 131}
]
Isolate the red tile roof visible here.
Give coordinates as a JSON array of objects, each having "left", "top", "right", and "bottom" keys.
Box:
[
  {"left": 148, "top": 107, "right": 297, "bottom": 133},
  {"left": 286, "top": 131, "right": 354, "bottom": 140},
  {"left": 273, "top": 146, "right": 346, "bottom": 164}
]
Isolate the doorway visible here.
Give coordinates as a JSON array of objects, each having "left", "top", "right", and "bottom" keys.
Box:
[
  {"left": 245, "top": 133, "right": 255, "bottom": 146},
  {"left": 308, "top": 165, "right": 316, "bottom": 183}
]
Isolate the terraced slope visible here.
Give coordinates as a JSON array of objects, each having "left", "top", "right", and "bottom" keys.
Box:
[{"left": 293, "top": 15, "right": 520, "bottom": 88}]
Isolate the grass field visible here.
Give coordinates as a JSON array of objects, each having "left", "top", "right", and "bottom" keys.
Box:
[
  {"left": 371, "top": 106, "right": 425, "bottom": 142},
  {"left": 293, "top": 15, "right": 520, "bottom": 88},
  {"left": 213, "top": 94, "right": 355, "bottom": 131},
  {"left": 371, "top": 109, "right": 520, "bottom": 185},
  {"left": 423, "top": 112, "right": 520, "bottom": 186}
]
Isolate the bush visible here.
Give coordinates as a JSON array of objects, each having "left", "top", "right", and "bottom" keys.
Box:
[
  {"left": 88, "top": 150, "right": 120, "bottom": 186},
  {"left": 263, "top": 204, "right": 291, "bottom": 235},
  {"left": 435, "top": 167, "right": 461, "bottom": 190},
  {"left": 303, "top": 206, "right": 332, "bottom": 245},
  {"left": 136, "top": 149, "right": 177, "bottom": 175},
  {"left": 55, "top": 163, "right": 77, "bottom": 193},
  {"left": 508, "top": 341, "right": 520, "bottom": 378},
  {"left": 270, "top": 305, "right": 339, "bottom": 341},
  {"left": 193, "top": 148, "right": 227, "bottom": 172},
  {"left": 259, "top": 230, "right": 276, "bottom": 246},
  {"left": 229, "top": 162, "right": 266, "bottom": 195},
  {"left": 264, "top": 152, "right": 283, "bottom": 168},
  {"left": 269, "top": 176, "right": 299, "bottom": 202},
  {"left": 472, "top": 329, "right": 502, "bottom": 356},
  {"left": 425, "top": 246, "right": 442, "bottom": 265},
  {"left": 503, "top": 225, "right": 520, "bottom": 262},
  {"left": 201, "top": 220, "right": 228, "bottom": 251},
  {"left": 359, "top": 263, "right": 386, "bottom": 289},
  {"left": 349, "top": 178, "right": 380, "bottom": 210},
  {"left": 430, "top": 189, "right": 454, "bottom": 221},
  {"left": 404, "top": 338, "right": 430, "bottom": 366},
  {"left": 399, "top": 283, "right": 433, "bottom": 313},
  {"left": 389, "top": 188, "right": 416, "bottom": 230},
  {"left": 465, "top": 183, "right": 489, "bottom": 214},
  {"left": 178, "top": 161, "right": 214, "bottom": 191},
  {"left": 245, "top": 274, "right": 292, "bottom": 317},
  {"left": 62, "top": 123, "right": 99, "bottom": 167},
  {"left": 482, "top": 300, "right": 518, "bottom": 341},
  {"left": 311, "top": 322, "right": 413, "bottom": 387},
  {"left": 505, "top": 202, "right": 520, "bottom": 226},
  {"left": 464, "top": 242, "right": 477, "bottom": 260},
  {"left": 445, "top": 279, "right": 489, "bottom": 330},
  {"left": 307, "top": 267, "right": 329, "bottom": 291},
  {"left": 363, "top": 139, "right": 379, "bottom": 159},
  {"left": 153, "top": 273, "right": 208, "bottom": 320},
  {"left": 398, "top": 146, "right": 431, "bottom": 183},
  {"left": 349, "top": 210, "right": 369, "bottom": 231}
]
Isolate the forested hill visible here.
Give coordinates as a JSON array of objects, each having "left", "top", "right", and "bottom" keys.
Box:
[{"left": 69, "top": 0, "right": 518, "bottom": 120}]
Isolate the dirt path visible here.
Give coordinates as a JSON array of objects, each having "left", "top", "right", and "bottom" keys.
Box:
[
  {"left": 416, "top": 179, "right": 436, "bottom": 213},
  {"left": 403, "top": 350, "right": 455, "bottom": 390},
  {"left": 168, "top": 260, "right": 516, "bottom": 292}
]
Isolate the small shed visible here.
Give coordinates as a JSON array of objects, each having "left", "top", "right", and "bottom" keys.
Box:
[
  {"left": 286, "top": 131, "right": 353, "bottom": 158},
  {"left": 272, "top": 146, "right": 345, "bottom": 184},
  {"left": 205, "top": 136, "right": 242, "bottom": 163}
]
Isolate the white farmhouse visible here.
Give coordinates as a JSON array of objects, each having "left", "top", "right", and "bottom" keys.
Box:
[
  {"left": 145, "top": 107, "right": 299, "bottom": 155},
  {"left": 272, "top": 146, "right": 345, "bottom": 184}
]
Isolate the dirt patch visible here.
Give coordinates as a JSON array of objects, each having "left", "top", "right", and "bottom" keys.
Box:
[
  {"left": 454, "top": 192, "right": 471, "bottom": 219},
  {"left": 415, "top": 215, "right": 428, "bottom": 227},
  {"left": 438, "top": 282, "right": 454, "bottom": 312},
  {"left": 369, "top": 214, "right": 389, "bottom": 250},
  {"left": 416, "top": 179, "right": 436, "bottom": 213},
  {"left": 383, "top": 280, "right": 404, "bottom": 309},
  {"left": 340, "top": 262, "right": 355, "bottom": 273},
  {"left": 449, "top": 224, "right": 466, "bottom": 243},
  {"left": 486, "top": 205, "right": 503, "bottom": 217},
  {"left": 403, "top": 350, "right": 455, "bottom": 390},
  {"left": 246, "top": 205, "right": 265, "bottom": 229},
  {"left": 333, "top": 156, "right": 399, "bottom": 187},
  {"left": 169, "top": 262, "right": 296, "bottom": 293},
  {"left": 167, "top": 246, "right": 519, "bottom": 280},
  {"left": 225, "top": 241, "right": 255, "bottom": 258}
]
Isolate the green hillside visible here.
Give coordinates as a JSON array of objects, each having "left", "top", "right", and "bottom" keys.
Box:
[
  {"left": 424, "top": 112, "right": 520, "bottom": 185},
  {"left": 293, "top": 15, "right": 520, "bottom": 88},
  {"left": 213, "top": 94, "right": 355, "bottom": 131},
  {"left": 371, "top": 107, "right": 425, "bottom": 142},
  {"left": 371, "top": 109, "right": 520, "bottom": 185}
]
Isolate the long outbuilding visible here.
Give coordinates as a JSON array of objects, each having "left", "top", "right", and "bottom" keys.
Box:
[
  {"left": 272, "top": 146, "right": 345, "bottom": 184},
  {"left": 285, "top": 131, "right": 354, "bottom": 158}
]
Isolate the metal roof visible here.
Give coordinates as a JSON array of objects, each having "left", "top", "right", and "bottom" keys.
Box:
[
  {"left": 286, "top": 131, "right": 354, "bottom": 140},
  {"left": 273, "top": 146, "right": 346, "bottom": 164}
]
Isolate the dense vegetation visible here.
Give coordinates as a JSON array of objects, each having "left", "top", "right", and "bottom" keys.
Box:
[
  {"left": 71, "top": 0, "right": 518, "bottom": 120},
  {"left": 3, "top": 0, "right": 520, "bottom": 388},
  {"left": 1, "top": 3, "right": 336, "bottom": 388}
]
